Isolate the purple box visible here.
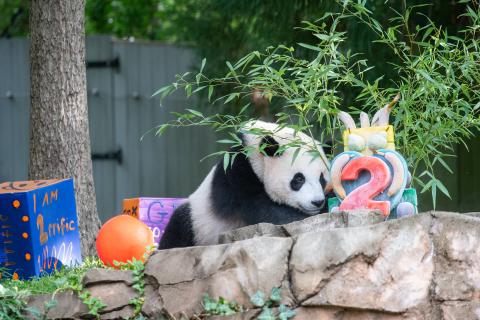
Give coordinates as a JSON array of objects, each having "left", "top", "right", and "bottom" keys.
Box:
[{"left": 122, "top": 197, "right": 185, "bottom": 246}]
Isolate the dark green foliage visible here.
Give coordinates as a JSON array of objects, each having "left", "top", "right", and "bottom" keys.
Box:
[
  {"left": 0, "top": 282, "right": 30, "bottom": 320},
  {"left": 85, "top": 0, "right": 164, "bottom": 40},
  {"left": 1, "top": 1, "right": 470, "bottom": 80},
  {"left": 0, "top": 0, "right": 29, "bottom": 38},
  {"left": 82, "top": 0, "right": 477, "bottom": 81}
]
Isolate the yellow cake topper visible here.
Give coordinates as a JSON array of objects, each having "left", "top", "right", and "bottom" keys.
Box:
[{"left": 338, "top": 94, "right": 400, "bottom": 156}]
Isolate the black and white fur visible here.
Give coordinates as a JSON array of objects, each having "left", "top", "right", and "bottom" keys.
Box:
[{"left": 159, "top": 121, "right": 332, "bottom": 249}]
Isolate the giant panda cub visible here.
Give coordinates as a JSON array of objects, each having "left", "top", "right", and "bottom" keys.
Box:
[{"left": 159, "top": 120, "right": 332, "bottom": 249}]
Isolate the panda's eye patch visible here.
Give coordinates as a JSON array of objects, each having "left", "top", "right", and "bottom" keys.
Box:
[
  {"left": 320, "top": 173, "right": 327, "bottom": 189},
  {"left": 290, "top": 173, "right": 305, "bottom": 191}
]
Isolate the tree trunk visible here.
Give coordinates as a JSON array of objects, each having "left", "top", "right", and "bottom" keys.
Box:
[{"left": 29, "top": 0, "right": 100, "bottom": 257}]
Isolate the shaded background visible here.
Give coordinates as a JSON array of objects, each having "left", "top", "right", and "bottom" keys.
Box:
[{"left": 0, "top": 0, "right": 478, "bottom": 221}]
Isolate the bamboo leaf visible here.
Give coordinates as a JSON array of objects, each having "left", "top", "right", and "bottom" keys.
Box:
[
  {"left": 223, "top": 152, "right": 230, "bottom": 171},
  {"left": 186, "top": 109, "right": 203, "bottom": 117},
  {"left": 298, "top": 43, "right": 322, "bottom": 52},
  {"left": 434, "top": 156, "right": 453, "bottom": 174},
  {"left": 224, "top": 92, "right": 239, "bottom": 104},
  {"left": 208, "top": 85, "right": 214, "bottom": 102},
  {"left": 436, "top": 179, "right": 451, "bottom": 199},
  {"left": 200, "top": 58, "right": 206, "bottom": 74}
]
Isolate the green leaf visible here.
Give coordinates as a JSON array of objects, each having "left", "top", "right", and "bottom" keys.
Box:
[
  {"left": 238, "top": 103, "right": 250, "bottom": 115},
  {"left": 279, "top": 308, "right": 296, "bottom": 320},
  {"left": 217, "top": 139, "right": 237, "bottom": 144},
  {"left": 257, "top": 308, "right": 275, "bottom": 320},
  {"left": 436, "top": 179, "right": 451, "bottom": 199},
  {"left": 474, "top": 101, "right": 480, "bottom": 111},
  {"left": 193, "top": 85, "right": 206, "bottom": 94},
  {"left": 226, "top": 61, "right": 237, "bottom": 77},
  {"left": 186, "top": 109, "right": 203, "bottom": 117},
  {"left": 434, "top": 156, "right": 453, "bottom": 174},
  {"left": 250, "top": 291, "right": 265, "bottom": 307},
  {"left": 185, "top": 84, "right": 192, "bottom": 97},
  {"left": 291, "top": 148, "right": 301, "bottom": 165},
  {"left": 298, "top": 43, "right": 322, "bottom": 52},
  {"left": 270, "top": 287, "right": 282, "bottom": 302},
  {"left": 208, "top": 85, "right": 214, "bottom": 102},
  {"left": 200, "top": 58, "right": 206, "bottom": 74},
  {"left": 203, "top": 294, "right": 217, "bottom": 312},
  {"left": 223, "top": 153, "right": 230, "bottom": 171},
  {"left": 217, "top": 303, "right": 235, "bottom": 315},
  {"left": 224, "top": 92, "right": 240, "bottom": 104},
  {"left": 151, "top": 85, "right": 172, "bottom": 98},
  {"left": 420, "top": 179, "right": 434, "bottom": 193}
]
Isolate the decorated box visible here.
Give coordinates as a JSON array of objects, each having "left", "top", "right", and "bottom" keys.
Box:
[
  {"left": 0, "top": 179, "right": 82, "bottom": 279},
  {"left": 122, "top": 197, "right": 185, "bottom": 246}
]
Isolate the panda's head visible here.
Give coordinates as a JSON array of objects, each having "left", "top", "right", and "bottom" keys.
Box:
[{"left": 241, "top": 121, "right": 331, "bottom": 214}]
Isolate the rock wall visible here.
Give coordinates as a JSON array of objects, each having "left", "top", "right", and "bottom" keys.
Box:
[{"left": 28, "top": 211, "right": 480, "bottom": 319}]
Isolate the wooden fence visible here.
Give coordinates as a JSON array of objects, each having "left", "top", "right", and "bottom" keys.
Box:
[{"left": 0, "top": 36, "right": 218, "bottom": 221}]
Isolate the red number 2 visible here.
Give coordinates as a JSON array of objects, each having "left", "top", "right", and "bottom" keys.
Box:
[{"left": 339, "top": 156, "right": 391, "bottom": 216}]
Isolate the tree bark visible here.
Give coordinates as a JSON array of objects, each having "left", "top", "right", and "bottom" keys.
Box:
[{"left": 29, "top": 0, "right": 100, "bottom": 257}]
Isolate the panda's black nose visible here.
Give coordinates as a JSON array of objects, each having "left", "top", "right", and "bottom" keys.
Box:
[{"left": 311, "top": 200, "right": 325, "bottom": 208}]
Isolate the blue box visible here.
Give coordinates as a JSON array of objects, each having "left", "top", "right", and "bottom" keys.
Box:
[{"left": 0, "top": 178, "right": 82, "bottom": 279}]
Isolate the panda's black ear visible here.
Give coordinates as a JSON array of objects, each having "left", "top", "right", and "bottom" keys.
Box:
[{"left": 260, "top": 135, "right": 280, "bottom": 157}]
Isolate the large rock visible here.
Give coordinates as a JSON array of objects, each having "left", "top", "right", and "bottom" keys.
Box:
[
  {"left": 25, "top": 211, "right": 480, "bottom": 319},
  {"left": 26, "top": 291, "right": 88, "bottom": 319},
  {"left": 142, "top": 237, "right": 294, "bottom": 318},
  {"left": 430, "top": 211, "right": 480, "bottom": 318},
  {"left": 290, "top": 213, "right": 434, "bottom": 315}
]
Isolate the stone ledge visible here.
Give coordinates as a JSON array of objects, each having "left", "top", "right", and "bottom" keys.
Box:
[{"left": 26, "top": 211, "right": 480, "bottom": 319}]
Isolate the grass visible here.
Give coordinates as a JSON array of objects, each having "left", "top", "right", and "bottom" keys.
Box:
[
  {"left": 0, "top": 257, "right": 106, "bottom": 295},
  {"left": 0, "top": 257, "right": 108, "bottom": 319},
  {"left": 0, "top": 254, "right": 154, "bottom": 319}
]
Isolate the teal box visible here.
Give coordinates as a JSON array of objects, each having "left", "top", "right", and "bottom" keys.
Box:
[{"left": 0, "top": 179, "right": 82, "bottom": 279}]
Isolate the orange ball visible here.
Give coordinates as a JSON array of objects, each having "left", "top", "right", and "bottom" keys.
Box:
[{"left": 96, "top": 215, "right": 154, "bottom": 267}]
